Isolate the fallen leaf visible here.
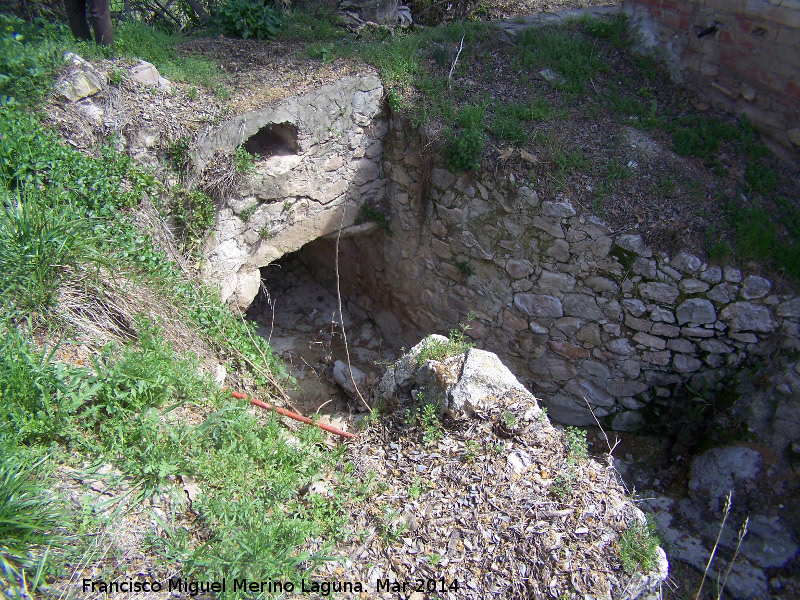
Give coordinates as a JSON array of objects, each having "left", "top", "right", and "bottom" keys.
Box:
[
  {"left": 498, "top": 147, "right": 514, "bottom": 161},
  {"left": 520, "top": 150, "right": 539, "bottom": 164}
]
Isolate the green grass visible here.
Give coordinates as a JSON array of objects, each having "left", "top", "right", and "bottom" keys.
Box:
[
  {"left": 414, "top": 323, "right": 474, "bottom": 367},
  {"left": 517, "top": 23, "right": 608, "bottom": 94},
  {"left": 618, "top": 516, "right": 661, "bottom": 574}
]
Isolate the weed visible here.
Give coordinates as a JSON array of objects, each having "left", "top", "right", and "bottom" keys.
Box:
[
  {"left": 565, "top": 426, "right": 589, "bottom": 461},
  {"left": 501, "top": 411, "right": 517, "bottom": 429},
  {"left": 0, "top": 452, "right": 63, "bottom": 595},
  {"left": 605, "top": 159, "right": 632, "bottom": 183},
  {"left": 0, "top": 15, "right": 63, "bottom": 107},
  {"left": 744, "top": 163, "right": 778, "bottom": 195},
  {"left": 112, "top": 20, "right": 224, "bottom": 89},
  {"left": 517, "top": 24, "right": 607, "bottom": 93},
  {"left": 428, "top": 552, "right": 442, "bottom": 566},
  {"left": 552, "top": 470, "right": 575, "bottom": 499},
  {"left": 214, "top": 0, "right": 282, "bottom": 40},
  {"left": 356, "top": 200, "right": 392, "bottom": 234},
  {"left": 457, "top": 260, "right": 473, "bottom": 276},
  {"left": 581, "top": 14, "right": 630, "bottom": 48},
  {"left": 238, "top": 205, "right": 257, "bottom": 222},
  {"left": 419, "top": 401, "right": 443, "bottom": 446},
  {"left": 234, "top": 146, "right": 256, "bottom": 176},
  {"left": 415, "top": 322, "right": 474, "bottom": 367},
  {"left": 0, "top": 187, "right": 96, "bottom": 315},
  {"left": 618, "top": 515, "right": 660, "bottom": 574},
  {"left": 168, "top": 137, "right": 192, "bottom": 173},
  {"left": 258, "top": 225, "right": 272, "bottom": 240},
  {"left": 443, "top": 123, "right": 486, "bottom": 173},
  {"left": 463, "top": 440, "right": 479, "bottom": 463},
  {"left": 171, "top": 187, "right": 215, "bottom": 248}
]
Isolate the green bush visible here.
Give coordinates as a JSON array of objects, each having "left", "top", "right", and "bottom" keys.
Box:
[
  {"left": 443, "top": 110, "right": 486, "bottom": 174},
  {"left": 215, "top": 0, "right": 282, "bottom": 40}
]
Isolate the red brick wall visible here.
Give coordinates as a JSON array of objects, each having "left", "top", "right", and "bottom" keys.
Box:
[{"left": 623, "top": 0, "right": 800, "bottom": 160}]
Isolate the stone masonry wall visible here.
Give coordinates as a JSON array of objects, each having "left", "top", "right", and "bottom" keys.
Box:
[
  {"left": 304, "top": 117, "right": 800, "bottom": 436},
  {"left": 197, "top": 75, "right": 387, "bottom": 309},
  {"left": 623, "top": 0, "right": 800, "bottom": 159}
]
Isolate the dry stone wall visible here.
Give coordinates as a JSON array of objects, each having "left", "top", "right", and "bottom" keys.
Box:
[
  {"left": 309, "top": 117, "right": 800, "bottom": 432},
  {"left": 197, "top": 75, "right": 387, "bottom": 308}
]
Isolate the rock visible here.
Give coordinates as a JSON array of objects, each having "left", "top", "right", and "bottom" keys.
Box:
[
  {"left": 616, "top": 234, "right": 652, "bottom": 257},
  {"left": 580, "top": 359, "right": 611, "bottom": 380},
  {"left": 776, "top": 298, "right": 800, "bottom": 318},
  {"left": 633, "top": 332, "right": 666, "bottom": 350},
  {"left": 542, "top": 393, "right": 596, "bottom": 426},
  {"left": 430, "top": 168, "right": 456, "bottom": 189},
  {"left": 679, "top": 278, "right": 710, "bottom": 294},
  {"left": 529, "top": 356, "right": 576, "bottom": 382},
  {"left": 673, "top": 354, "right": 702, "bottom": 372},
  {"left": 394, "top": 335, "right": 449, "bottom": 388},
  {"left": 333, "top": 360, "right": 367, "bottom": 396},
  {"left": 606, "top": 379, "right": 648, "bottom": 397},
  {"left": 739, "top": 515, "right": 800, "bottom": 569},
  {"left": 546, "top": 239, "right": 570, "bottom": 262},
  {"left": 724, "top": 266, "right": 743, "bottom": 282},
  {"left": 607, "top": 338, "right": 635, "bottom": 355},
  {"left": 506, "top": 258, "right": 534, "bottom": 279},
  {"left": 414, "top": 359, "right": 458, "bottom": 409},
  {"left": 541, "top": 200, "right": 576, "bottom": 218},
  {"left": 625, "top": 314, "right": 652, "bottom": 332},
  {"left": 130, "top": 60, "right": 171, "bottom": 89},
  {"left": 667, "top": 338, "right": 695, "bottom": 353},
  {"left": 612, "top": 410, "right": 644, "bottom": 431},
  {"left": 576, "top": 323, "right": 602, "bottom": 346},
  {"left": 54, "top": 54, "right": 105, "bottom": 102},
  {"left": 517, "top": 186, "right": 540, "bottom": 207},
  {"left": 514, "top": 294, "right": 563, "bottom": 318},
  {"left": 548, "top": 340, "right": 590, "bottom": 360},
  {"left": 619, "top": 359, "right": 641, "bottom": 379},
  {"left": 538, "top": 270, "right": 576, "bottom": 291},
  {"left": 584, "top": 275, "right": 618, "bottom": 294},
  {"left": 676, "top": 298, "right": 717, "bottom": 325},
  {"left": 450, "top": 349, "right": 538, "bottom": 413},
  {"left": 740, "top": 276, "right": 772, "bottom": 300},
  {"left": 622, "top": 298, "right": 646, "bottom": 317},
  {"left": 632, "top": 257, "right": 657, "bottom": 279},
  {"left": 671, "top": 251, "right": 702, "bottom": 273},
  {"left": 651, "top": 322, "right": 679, "bottom": 337},
  {"left": 719, "top": 302, "right": 778, "bottom": 332},
  {"left": 707, "top": 283, "right": 732, "bottom": 303},
  {"left": 539, "top": 68, "right": 565, "bottom": 83},
  {"left": 650, "top": 306, "right": 676, "bottom": 323},
  {"left": 700, "top": 266, "right": 723, "bottom": 283},
  {"left": 689, "top": 447, "right": 761, "bottom": 512},
  {"left": 554, "top": 317, "right": 582, "bottom": 336},
  {"left": 639, "top": 282, "right": 680, "bottom": 304},
  {"left": 699, "top": 338, "right": 733, "bottom": 353},
  {"left": 562, "top": 293, "right": 604, "bottom": 320},
  {"left": 531, "top": 215, "right": 564, "bottom": 238},
  {"left": 565, "top": 379, "right": 614, "bottom": 407}
]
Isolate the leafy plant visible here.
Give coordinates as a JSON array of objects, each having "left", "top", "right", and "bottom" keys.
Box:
[
  {"left": 443, "top": 126, "right": 485, "bottom": 173},
  {"left": 0, "top": 15, "right": 63, "bottom": 106},
  {"left": 171, "top": 187, "right": 215, "bottom": 248},
  {"left": 234, "top": 146, "right": 256, "bottom": 176},
  {"left": 565, "top": 426, "right": 589, "bottom": 461},
  {"left": 215, "top": 0, "right": 283, "bottom": 40},
  {"left": 356, "top": 200, "right": 392, "bottom": 234}
]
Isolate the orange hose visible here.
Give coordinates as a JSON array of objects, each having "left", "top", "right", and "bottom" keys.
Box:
[{"left": 230, "top": 391, "right": 357, "bottom": 439}]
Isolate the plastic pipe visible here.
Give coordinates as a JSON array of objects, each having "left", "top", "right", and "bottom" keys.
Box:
[{"left": 230, "top": 391, "right": 357, "bottom": 439}]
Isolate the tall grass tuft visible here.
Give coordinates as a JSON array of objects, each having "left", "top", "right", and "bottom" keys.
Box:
[
  {"left": 0, "top": 451, "right": 63, "bottom": 594},
  {"left": 0, "top": 187, "right": 95, "bottom": 315}
]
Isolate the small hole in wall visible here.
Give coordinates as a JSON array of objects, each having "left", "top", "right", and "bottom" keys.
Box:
[{"left": 243, "top": 122, "right": 299, "bottom": 158}]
